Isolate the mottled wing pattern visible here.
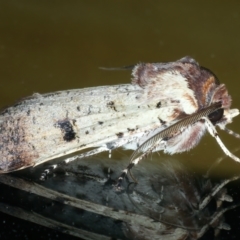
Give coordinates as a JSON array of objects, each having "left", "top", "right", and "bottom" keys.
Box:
[{"left": 0, "top": 81, "right": 185, "bottom": 172}]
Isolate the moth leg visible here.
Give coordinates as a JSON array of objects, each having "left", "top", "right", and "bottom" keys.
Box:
[
  {"left": 197, "top": 204, "right": 235, "bottom": 239},
  {"left": 128, "top": 141, "right": 167, "bottom": 183},
  {"left": 40, "top": 146, "right": 111, "bottom": 181},
  {"left": 199, "top": 176, "right": 240, "bottom": 210},
  {"left": 63, "top": 147, "right": 110, "bottom": 164},
  {"left": 115, "top": 140, "right": 166, "bottom": 190},
  {"left": 197, "top": 175, "right": 240, "bottom": 238},
  {"left": 223, "top": 127, "right": 240, "bottom": 139},
  {"left": 40, "top": 138, "right": 132, "bottom": 180},
  {"left": 203, "top": 117, "right": 240, "bottom": 163}
]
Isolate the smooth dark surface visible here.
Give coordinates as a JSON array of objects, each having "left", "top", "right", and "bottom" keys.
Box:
[{"left": 0, "top": 156, "right": 240, "bottom": 240}]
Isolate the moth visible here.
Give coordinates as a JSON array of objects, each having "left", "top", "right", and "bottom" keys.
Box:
[{"left": 0, "top": 56, "right": 239, "bottom": 177}]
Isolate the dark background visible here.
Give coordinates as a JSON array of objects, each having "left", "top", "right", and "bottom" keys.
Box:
[{"left": 1, "top": 1, "right": 240, "bottom": 239}]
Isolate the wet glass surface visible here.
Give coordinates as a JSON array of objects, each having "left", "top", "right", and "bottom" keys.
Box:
[
  {"left": 1, "top": 156, "right": 240, "bottom": 240},
  {"left": 1, "top": 1, "right": 240, "bottom": 239}
]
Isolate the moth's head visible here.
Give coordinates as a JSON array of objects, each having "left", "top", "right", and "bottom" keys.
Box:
[{"left": 210, "top": 83, "right": 239, "bottom": 129}]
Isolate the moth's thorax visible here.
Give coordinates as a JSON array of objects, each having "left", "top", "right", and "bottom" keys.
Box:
[
  {"left": 130, "top": 56, "right": 239, "bottom": 155},
  {"left": 132, "top": 57, "right": 232, "bottom": 114}
]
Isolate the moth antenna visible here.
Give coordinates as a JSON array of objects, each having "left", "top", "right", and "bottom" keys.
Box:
[
  {"left": 204, "top": 117, "right": 240, "bottom": 163},
  {"left": 130, "top": 102, "right": 222, "bottom": 163},
  {"left": 99, "top": 65, "right": 134, "bottom": 71},
  {"left": 223, "top": 127, "right": 240, "bottom": 139}
]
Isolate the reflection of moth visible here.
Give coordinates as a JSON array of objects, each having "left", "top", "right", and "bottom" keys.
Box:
[
  {"left": 0, "top": 157, "right": 235, "bottom": 239},
  {"left": 0, "top": 57, "right": 239, "bottom": 177}
]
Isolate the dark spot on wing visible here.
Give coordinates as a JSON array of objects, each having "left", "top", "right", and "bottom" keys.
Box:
[
  {"left": 107, "top": 101, "right": 117, "bottom": 112},
  {"left": 171, "top": 100, "right": 180, "bottom": 104},
  {"left": 98, "top": 121, "right": 104, "bottom": 125},
  {"left": 158, "top": 118, "right": 166, "bottom": 125},
  {"left": 116, "top": 132, "right": 124, "bottom": 138},
  {"left": 85, "top": 130, "right": 89, "bottom": 135},
  {"left": 55, "top": 119, "right": 76, "bottom": 142},
  {"left": 77, "top": 106, "right": 81, "bottom": 111},
  {"left": 156, "top": 101, "right": 161, "bottom": 108},
  {"left": 127, "top": 128, "right": 135, "bottom": 132}
]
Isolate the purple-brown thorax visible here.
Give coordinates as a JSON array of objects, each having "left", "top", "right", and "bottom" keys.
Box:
[{"left": 132, "top": 56, "right": 237, "bottom": 129}]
